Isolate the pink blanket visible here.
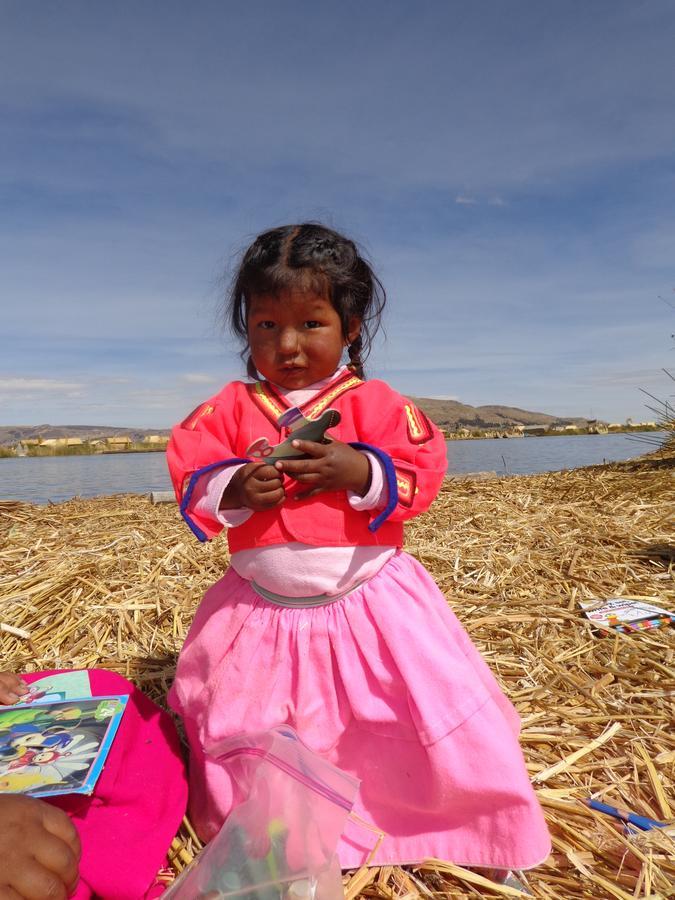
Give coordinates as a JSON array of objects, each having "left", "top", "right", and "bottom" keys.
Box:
[{"left": 23, "top": 669, "right": 187, "bottom": 899}]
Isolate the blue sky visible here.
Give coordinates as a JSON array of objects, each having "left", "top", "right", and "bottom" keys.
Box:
[{"left": 1, "top": 0, "right": 673, "bottom": 427}]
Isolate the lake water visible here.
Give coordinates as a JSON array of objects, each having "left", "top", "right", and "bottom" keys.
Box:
[
  {"left": 0, "top": 432, "right": 664, "bottom": 505},
  {"left": 445, "top": 431, "right": 665, "bottom": 476}
]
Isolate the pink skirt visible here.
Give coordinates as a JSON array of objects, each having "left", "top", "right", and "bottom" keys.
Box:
[{"left": 169, "top": 552, "right": 551, "bottom": 870}]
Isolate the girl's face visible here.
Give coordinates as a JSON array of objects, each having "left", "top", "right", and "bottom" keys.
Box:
[{"left": 247, "top": 291, "right": 360, "bottom": 389}]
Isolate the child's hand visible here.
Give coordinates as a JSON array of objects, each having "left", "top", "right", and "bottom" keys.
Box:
[
  {"left": 0, "top": 672, "right": 28, "bottom": 705},
  {"left": 221, "top": 462, "right": 285, "bottom": 511},
  {"left": 0, "top": 795, "right": 81, "bottom": 899},
  {"left": 275, "top": 439, "right": 371, "bottom": 499}
]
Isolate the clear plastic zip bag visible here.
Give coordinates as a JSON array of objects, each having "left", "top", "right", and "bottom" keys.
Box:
[{"left": 164, "top": 727, "right": 360, "bottom": 899}]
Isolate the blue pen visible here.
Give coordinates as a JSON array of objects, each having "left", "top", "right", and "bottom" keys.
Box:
[{"left": 585, "top": 799, "right": 667, "bottom": 831}]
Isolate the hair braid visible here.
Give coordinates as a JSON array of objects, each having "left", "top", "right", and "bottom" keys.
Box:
[{"left": 347, "top": 334, "right": 364, "bottom": 379}]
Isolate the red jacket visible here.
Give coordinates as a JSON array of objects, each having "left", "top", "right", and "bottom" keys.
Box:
[{"left": 166, "top": 370, "right": 447, "bottom": 549}]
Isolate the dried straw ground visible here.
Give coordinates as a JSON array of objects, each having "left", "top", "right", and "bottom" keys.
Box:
[{"left": 1, "top": 444, "right": 673, "bottom": 899}]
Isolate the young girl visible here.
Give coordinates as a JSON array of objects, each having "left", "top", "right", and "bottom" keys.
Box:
[{"left": 167, "top": 223, "right": 551, "bottom": 871}]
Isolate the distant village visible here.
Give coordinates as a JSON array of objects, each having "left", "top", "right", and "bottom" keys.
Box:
[
  {"left": 0, "top": 419, "right": 661, "bottom": 459},
  {"left": 8, "top": 434, "right": 169, "bottom": 457},
  {"left": 443, "top": 420, "right": 659, "bottom": 440}
]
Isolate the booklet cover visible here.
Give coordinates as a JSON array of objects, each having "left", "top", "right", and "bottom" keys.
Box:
[
  {"left": 0, "top": 694, "right": 128, "bottom": 798},
  {"left": 18, "top": 670, "right": 93, "bottom": 705},
  {"left": 580, "top": 597, "right": 674, "bottom": 633}
]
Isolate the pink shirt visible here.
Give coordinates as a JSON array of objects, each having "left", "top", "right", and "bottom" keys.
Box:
[{"left": 190, "top": 367, "right": 396, "bottom": 597}]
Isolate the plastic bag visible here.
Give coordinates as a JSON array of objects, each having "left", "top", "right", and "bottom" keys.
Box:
[{"left": 165, "top": 726, "right": 359, "bottom": 899}]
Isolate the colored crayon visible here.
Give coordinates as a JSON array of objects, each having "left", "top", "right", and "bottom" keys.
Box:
[{"left": 585, "top": 798, "right": 667, "bottom": 831}]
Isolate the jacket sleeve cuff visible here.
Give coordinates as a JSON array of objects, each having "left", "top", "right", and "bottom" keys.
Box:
[
  {"left": 348, "top": 451, "right": 388, "bottom": 511},
  {"left": 180, "top": 457, "right": 250, "bottom": 541},
  {"left": 190, "top": 465, "right": 253, "bottom": 528},
  {"left": 347, "top": 443, "right": 398, "bottom": 531}
]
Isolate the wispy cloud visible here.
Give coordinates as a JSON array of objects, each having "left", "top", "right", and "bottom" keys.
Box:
[
  {"left": 0, "top": 377, "right": 82, "bottom": 392},
  {"left": 583, "top": 368, "right": 672, "bottom": 388},
  {"left": 181, "top": 372, "right": 218, "bottom": 384}
]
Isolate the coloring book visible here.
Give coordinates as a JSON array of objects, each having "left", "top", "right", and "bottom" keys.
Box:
[
  {"left": 0, "top": 674, "right": 128, "bottom": 798},
  {"left": 580, "top": 597, "right": 674, "bottom": 634}
]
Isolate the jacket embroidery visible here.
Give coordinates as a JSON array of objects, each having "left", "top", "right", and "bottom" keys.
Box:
[
  {"left": 182, "top": 403, "right": 215, "bottom": 430},
  {"left": 247, "top": 370, "right": 364, "bottom": 428},
  {"left": 394, "top": 464, "right": 417, "bottom": 508},
  {"left": 304, "top": 373, "right": 363, "bottom": 420},
  {"left": 404, "top": 402, "right": 434, "bottom": 444},
  {"left": 248, "top": 382, "right": 287, "bottom": 426}
]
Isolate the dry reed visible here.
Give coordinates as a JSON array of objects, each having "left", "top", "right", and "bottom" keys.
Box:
[{"left": 1, "top": 444, "right": 673, "bottom": 898}]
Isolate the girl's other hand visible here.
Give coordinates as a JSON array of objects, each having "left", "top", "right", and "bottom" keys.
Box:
[
  {"left": 222, "top": 462, "right": 285, "bottom": 511},
  {"left": 0, "top": 672, "right": 28, "bottom": 705},
  {"left": 276, "top": 439, "right": 370, "bottom": 499},
  {"left": 0, "top": 795, "right": 81, "bottom": 899}
]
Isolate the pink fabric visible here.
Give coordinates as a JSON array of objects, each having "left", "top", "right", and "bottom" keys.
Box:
[
  {"left": 168, "top": 375, "right": 447, "bottom": 548},
  {"left": 187, "top": 365, "right": 395, "bottom": 598},
  {"left": 231, "top": 542, "right": 397, "bottom": 598},
  {"left": 190, "top": 455, "right": 394, "bottom": 597},
  {"left": 23, "top": 669, "right": 187, "bottom": 900},
  {"left": 188, "top": 365, "right": 369, "bottom": 528},
  {"left": 170, "top": 553, "right": 551, "bottom": 870}
]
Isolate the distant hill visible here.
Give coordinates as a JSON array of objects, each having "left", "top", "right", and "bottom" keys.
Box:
[
  {"left": 0, "top": 400, "right": 589, "bottom": 446},
  {"left": 411, "top": 398, "right": 588, "bottom": 431}
]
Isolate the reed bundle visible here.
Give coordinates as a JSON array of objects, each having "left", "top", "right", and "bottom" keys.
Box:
[{"left": 0, "top": 445, "right": 673, "bottom": 898}]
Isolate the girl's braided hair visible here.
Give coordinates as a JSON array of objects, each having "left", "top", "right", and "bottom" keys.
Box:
[{"left": 228, "top": 223, "right": 386, "bottom": 379}]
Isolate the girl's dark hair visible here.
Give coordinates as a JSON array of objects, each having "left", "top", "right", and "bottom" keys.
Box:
[{"left": 228, "top": 223, "right": 386, "bottom": 379}]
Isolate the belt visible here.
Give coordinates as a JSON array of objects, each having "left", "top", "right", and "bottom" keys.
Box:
[{"left": 251, "top": 578, "right": 366, "bottom": 608}]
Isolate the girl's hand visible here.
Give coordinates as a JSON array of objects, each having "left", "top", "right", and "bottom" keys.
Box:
[
  {"left": 0, "top": 672, "right": 28, "bottom": 705},
  {"left": 0, "top": 795, "right": 81, "bottom": 899},
  {"left": 221, "top": 462, "right": 285, "bottom": 511},
  {"left": 276, "top": 440, "right": 371, "bottom": 499}
]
